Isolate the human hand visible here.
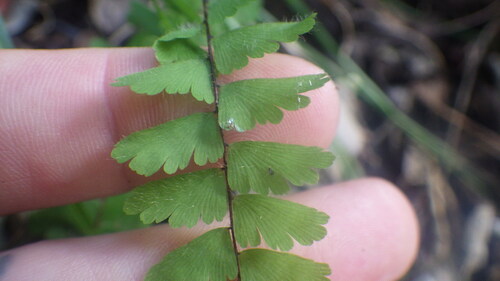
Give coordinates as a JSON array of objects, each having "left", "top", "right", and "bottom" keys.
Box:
[{"left": 0, "top": 48, "right": 418, "bottom": 280}]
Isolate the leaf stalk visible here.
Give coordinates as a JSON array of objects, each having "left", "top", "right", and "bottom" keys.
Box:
[{"left": 202, "top": 1, "right": 242, "bottom": 280}]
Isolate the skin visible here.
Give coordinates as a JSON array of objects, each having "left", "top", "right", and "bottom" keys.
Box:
[{"left": 0, "top": 48, "right": 419, "bottom": 281}]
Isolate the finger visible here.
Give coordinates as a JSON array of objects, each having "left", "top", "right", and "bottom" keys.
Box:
[
  {"left": 0, "top": 48, "right": 339, "bottom": 214},
  {"left": 0, "top": 178, "right": 419, "bottom": 281}
]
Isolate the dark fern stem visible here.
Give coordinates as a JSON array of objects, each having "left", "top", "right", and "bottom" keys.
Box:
[{"left": 202, "top": 1, "right": 242, "bottom": 279}]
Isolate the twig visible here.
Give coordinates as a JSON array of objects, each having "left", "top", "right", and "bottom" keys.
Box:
[
  {"left": 428, "top": 1, "right": 500, "bottom": 36},
  {"left": 416, "top": 84, "right": 500, "bottom": 158},
  {"left": 446, "top": 19, "right": 500, "bottom": 147}
]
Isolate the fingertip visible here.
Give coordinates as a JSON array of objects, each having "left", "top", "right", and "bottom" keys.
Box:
[
  {"left": 0, "top": 179, "right": 418, "bottom": 281},
  {"left": 290, "top": 178, "right": 419, "bottom": 280}
]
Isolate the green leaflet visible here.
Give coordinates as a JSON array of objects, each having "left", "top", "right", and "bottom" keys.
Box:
[
  {"left": 208, "top": 0, "right": 255, "bottom": 26},
  {"left": 240, "top": 249, "right": 331, "bottom": 281},
  {"left": 156, "top": 24, "right": 201, "bottom": 42},
  {"left": 123, "top": 169, "right": 227, "bottom": 227},
  {"left": 233, "top": 194, "right": 328, "bottom": 251},
  {"left": 230, "top": 0, "right": 263, "bottom": 26},
  {"left": 227, "top": 141, "right": 335, "bottom": 194},
  {"left": 153, "top": 25, "right": 206, "bottom": 63},
  {"left": 112, "top": 59, "right": 214, "bottom": 104},
  {"left": 219, "top": 74, "right": 330, "bottom": 131},
  {"left": 213, "top": 14, "right": 316, "bottom": 74},
  {"left": 154, "top": 40, "right": 206, "bottom": 63},
  {"left": 146, "top": 228, "right": 238, "bottom": 281},
  {"left": 111, "top": 113, "right": 224, "bottom": 176}
]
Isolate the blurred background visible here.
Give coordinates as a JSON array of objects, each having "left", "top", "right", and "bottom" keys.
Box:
[{"left": 0, "top": 0, "right": 499, "bottom": 280}]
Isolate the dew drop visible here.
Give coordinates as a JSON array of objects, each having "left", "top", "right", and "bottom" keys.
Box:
[
  {"left": 222, "top": 118, "right": 246, "bottom": 132},
  {"left": 222, "top": 118, "right": 235, "bottom": 130},
  {"left": 296, "top": 96, "right": 303, "bottom": 110}
]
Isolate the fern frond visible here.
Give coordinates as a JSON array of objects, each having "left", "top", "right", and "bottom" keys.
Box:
[{"left": 112, "top": 1, "right": 333, "bottom": 280}]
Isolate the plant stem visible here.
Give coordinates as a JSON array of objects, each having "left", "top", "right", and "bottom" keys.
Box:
[{"left": 202, "top": 1, "right": 241, "bottom": 280}]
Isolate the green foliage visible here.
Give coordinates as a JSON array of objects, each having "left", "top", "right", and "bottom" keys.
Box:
[
  {"left": 208, "top": 0, "right": 255, "bottom": 26},
  {"left": 111, "top": 113, "right": 223, "bottom": 176},
  {"left": 128, "top": 1, "right": 163, "bottom": 36},
  {"left": 124, "top": 169, "right": 227, "bottom": 227},
  {"left": 240, "top": 249, "right": 331, "bottom": 281},
  {"left": 164, "top": 0, "right": 203, "bottom": 23},
  {"left": 233, "top": 194, "right": 329, "bottom": 251},
  {"left": 0, "top": 15, "right": 14, "bottom": 49},
  {"left": 112, "top": 59, "right": 214, "bottom": 103},
  {"left": 27, "top": 194, "right": 145, "bottom": 238},
  {"left": 153, "top": 25, "right": 206, "bottom": 63},
  {"left": 230, "top": 0, "right": 263, "bottom": 25},
  {"left": 145, "top": 228, "right": 238, "bottom": 281},
  {"left": 228, "top": 141, "right": 335, "bottom": 194},
  {"left": 213, "top": 14, "right": 316, "bottom": 74},
  {"left": 219, "top": 74, "right": 329, "bottom": 131},
  {"left": 112, "top": 1, "right": 333, "bottom": 280},
  {"left": 152, "top": 0, "right": 202, "bottom": 31}
]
